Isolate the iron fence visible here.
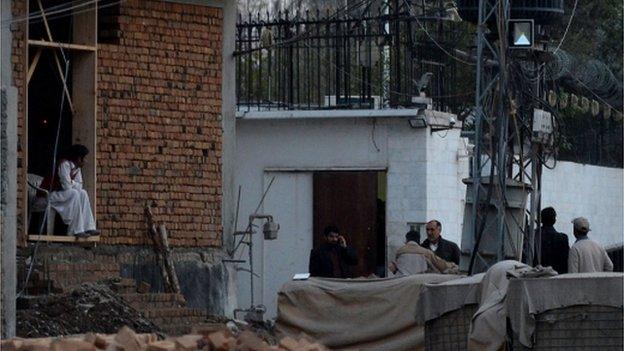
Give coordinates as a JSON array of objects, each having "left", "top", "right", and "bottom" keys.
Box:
[{"left": 235, "top": 1, "right": 474, "bottom": 112}]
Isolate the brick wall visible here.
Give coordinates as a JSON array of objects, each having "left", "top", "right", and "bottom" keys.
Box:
[
  {"left": 11, "top": 0, "right": 223, "bottom": 247},
  {"left": 97, "top": 0, "right": 223, "bottom": 246}
]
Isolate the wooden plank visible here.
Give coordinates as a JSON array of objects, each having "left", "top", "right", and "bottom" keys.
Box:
[
  {"left": 27, "top": 39, "right": 97, "bottom": 52},
  {"left": 72, "top": 0, "right": 97, "bottom": 47},
  {"left": 72, "top": 52, "right": 97, "bottom": 217},
  {"left": 27, "top": 48, "right": 43, "bottom": 84},
  {"left": 28, "top": 235, "right": 101, "bottom": 243}
]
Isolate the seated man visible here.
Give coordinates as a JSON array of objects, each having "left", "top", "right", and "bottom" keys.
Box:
[
  {"left": 309, "top": 225, "right": 358, "bottom": 278},
  {"left": 41, "top": 144, "right": 99, "bottom": 237},
  {"left": 390, "top": 229, "right": 459, "bottom": 276}
]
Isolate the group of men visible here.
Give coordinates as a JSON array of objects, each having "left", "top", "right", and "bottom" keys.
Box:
[
  {"left": 536, "top": 207, "right": 613, "bottom": 274},
  {"left": 309, "top": 208, "right": 613, "bottom": 278},
  {"left": 308, "top": 220, "right": 462, "bottom": 278}
]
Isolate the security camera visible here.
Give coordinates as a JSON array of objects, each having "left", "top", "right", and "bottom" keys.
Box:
[{"left": 449, "top": 116, "right": 456, "bottom": 126}]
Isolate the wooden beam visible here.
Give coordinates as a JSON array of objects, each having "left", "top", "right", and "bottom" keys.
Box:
[
  {"left": 51, "top": 52, "right": 76, "bottom": 113},
  {"left": 28, "top": 39, "right": 97, "bottom": 52},
  {"left": 27, "top": 48, "right": 43, "bottom": 84},
  {"left": 28, "top": 235, "right": 101, "bottom": 243},
  {"left": 37, "top": 0, "right": 75, "bottom": 113}
]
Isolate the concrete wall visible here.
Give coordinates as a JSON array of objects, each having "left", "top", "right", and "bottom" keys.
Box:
[
  {"left": 2, "top": 0, "right": 18, "bottom": 338},
  {"left": 24, "top": 245, "right": 230, "bottom": 314},
  {"left": 233, "top": 114, "right": 467, "bottom": 318},
  {"left": 219, "top": 0, "right": 238, "bottom": 317},
  {"left": 541, "top": 162, "right": 624, "bottom": 247}
]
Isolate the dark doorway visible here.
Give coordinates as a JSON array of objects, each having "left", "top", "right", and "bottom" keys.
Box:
[{"left": 313, "top": 171, "right": 386, "bottom": 277}]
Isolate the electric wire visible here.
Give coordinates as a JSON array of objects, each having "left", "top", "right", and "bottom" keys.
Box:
[
  {"left": 402, "top": 0, "right": 475, "bottom": 66},
  {"left": 28, "top": 1, "right": 125, "bottom": 27},
  {"left": 552, "top": 0, "right": 578, "bottom": 55},
  {"left": 2, "top": 0, "right": 100, "bottom": 27}
]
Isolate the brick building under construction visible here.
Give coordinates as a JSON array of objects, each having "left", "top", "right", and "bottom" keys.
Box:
[{"left": 2, "top": 0, "right": 238, "bottom": 336}]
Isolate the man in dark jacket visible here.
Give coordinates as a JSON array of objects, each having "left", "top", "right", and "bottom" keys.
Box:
[
  {"left": 535, "top": 207, "right": 569, "bottom": 273},
  {"left": 421, "top": 220, "right": 461, "bottom": 265},
  {"left": 309, "top": 225, "right": 358, "bottom": 278}
]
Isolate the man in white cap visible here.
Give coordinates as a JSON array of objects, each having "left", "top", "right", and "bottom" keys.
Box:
[{"left": 568, "top": 217, "right": 613, "bottom": 273}]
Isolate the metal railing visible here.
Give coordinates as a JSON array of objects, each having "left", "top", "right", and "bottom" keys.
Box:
[{"left": 235, "top": 1, "right": 474, "bottom": 112}]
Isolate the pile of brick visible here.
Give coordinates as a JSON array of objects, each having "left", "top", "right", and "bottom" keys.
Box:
[{"left": 2, "top": 326, "right": 332, "bottom": 351}]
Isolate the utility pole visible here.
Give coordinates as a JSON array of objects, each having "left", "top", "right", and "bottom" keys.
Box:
[{"left": 462, "top": 0, "right": 541, "bottom": 274}]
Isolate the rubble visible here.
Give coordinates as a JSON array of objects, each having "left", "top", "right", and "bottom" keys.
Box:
[
  {"left": 2, "top": 326, "right": 333, "bottom": 351},
  {"left": 16, "top": 283, "right": 161, "bottom": 338}
]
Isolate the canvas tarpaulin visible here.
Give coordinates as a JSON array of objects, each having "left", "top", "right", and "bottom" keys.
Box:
[
  {"left": 275, "top": 274, "right": 461, "bottom": 351},
  {"left": 507, "top": 272, "right": 624, "bottom": 348},
  {"left": 415, "top": 273, "right": 484, "bottom": 324}
]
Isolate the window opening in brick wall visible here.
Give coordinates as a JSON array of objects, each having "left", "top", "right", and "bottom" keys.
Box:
[
  {"left": 27, "top": 48, "right": 74, "bottom": 235},
  {"left": 28, "top": 0, "right": 73, "bottom": 43},
  {"left": 25, "top": 0, "right": 98, "bottom": 241}
]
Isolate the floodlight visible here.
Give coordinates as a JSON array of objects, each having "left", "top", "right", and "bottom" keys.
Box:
[{"left": 509, "top": 19, "right": 534, "bottom": 49}]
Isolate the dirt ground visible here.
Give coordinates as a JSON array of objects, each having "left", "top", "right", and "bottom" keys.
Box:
[{"left": 16, "top": 283, "right": 161, "bottom": 338}]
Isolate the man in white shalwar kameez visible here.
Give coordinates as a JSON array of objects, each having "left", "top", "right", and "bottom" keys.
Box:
[{"left": 47, "top": 144, "right": 98, "bottom": 236}]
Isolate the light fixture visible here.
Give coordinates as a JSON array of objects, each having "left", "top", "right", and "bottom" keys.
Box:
[
  {"left": 262, "top": 218, "right": 279, "bottom": 240},
  {"left": 225, "top": 212, "right": 280, "bottom": 323},
  {"left": 408, "top": 108, "right": 427, "bottom": 128},
  {"left": 508, "top": 19, "right": 534, "bottom": 49}
]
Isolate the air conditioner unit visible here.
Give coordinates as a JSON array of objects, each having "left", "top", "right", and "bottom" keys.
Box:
[
  {"left": 411, "top": 94, "right": 433, "bottom": 110},
  {"left": 324, "top": 95, "right": 382, "bottom": 109}
]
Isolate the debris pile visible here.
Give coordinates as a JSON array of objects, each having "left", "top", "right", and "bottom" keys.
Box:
[
  {"left": 16, "top": 283, "right": 161, "bottom": 338},
  {"left": 2, "top": 326, "right": 333, "bottom": 351}
]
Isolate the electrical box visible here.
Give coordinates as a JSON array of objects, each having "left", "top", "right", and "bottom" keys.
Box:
[{"left": 532, "top": 109, "right": 553, "bottom": 145}]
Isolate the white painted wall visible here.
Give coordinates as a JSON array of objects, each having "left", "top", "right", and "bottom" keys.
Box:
[
  {"left": 234, "top": 116, "right": 440, "bottom": 318},
  {"left": 541, "top": 162, "right": 624, "bottom": 247},
  {"left": 260, "top": 172, "right": 313, "bottom": 317},
  {"left": 233, "top": 112, "right": 623, "bottom": 320},
  {"left": 425, "top": 129, "right": 471, "bottom": 245}
]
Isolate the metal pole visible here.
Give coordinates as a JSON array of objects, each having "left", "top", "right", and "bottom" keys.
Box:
[{"left": 468, "top": 0, "right": 486, "bottom": 275}]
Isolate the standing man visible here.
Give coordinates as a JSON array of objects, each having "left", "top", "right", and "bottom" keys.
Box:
[
  {"left": 568, "top": 217, "right": 613, "bottom": 273},
  {"left": 535, "top": 207, "right": 569, "bottom": 273},
  {"left": 309, "top": 225, "right": 358, "bottom": 278},
  {"left": 421, "top": 220, "right": 460, "bottom": 265}
]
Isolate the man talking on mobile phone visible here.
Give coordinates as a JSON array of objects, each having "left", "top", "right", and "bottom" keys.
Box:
[{"left": 309, "top": 225, "right": 359, "bottom": 278}]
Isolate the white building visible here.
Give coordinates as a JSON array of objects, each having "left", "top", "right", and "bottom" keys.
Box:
[{"left": 232, "top": 108, "right": 624, "bottom": 319}]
